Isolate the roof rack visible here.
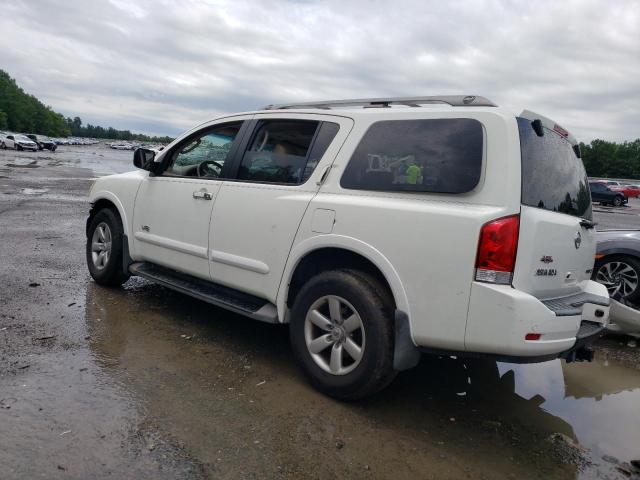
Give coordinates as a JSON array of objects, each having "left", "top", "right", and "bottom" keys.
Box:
[{"left": 264, "top": 95, "right": 497, "bottom": 110}]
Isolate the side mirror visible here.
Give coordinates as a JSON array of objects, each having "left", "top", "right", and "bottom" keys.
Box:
[{"left": 133, "top": 148, "right": 157, "bottom": 171}]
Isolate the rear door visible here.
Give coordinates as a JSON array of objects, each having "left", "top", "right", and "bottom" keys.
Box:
[
  {"left": 512, "top": 114, "right": 597, "bottom": 299},
  {"left": 208, "top": 114, "right": 353, "bottom": 302}
]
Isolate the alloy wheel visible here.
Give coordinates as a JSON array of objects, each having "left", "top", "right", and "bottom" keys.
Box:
[
  {"left": 91, "top": 222, "right": 112, "bottom": 270},
  {"left": 596, "top": 261, "right": 638, "bottom": 297},
  {"left": 304, "top": 295, "right": 365, "bottom": 375}
]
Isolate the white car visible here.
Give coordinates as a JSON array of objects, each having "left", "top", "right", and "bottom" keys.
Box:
[
  {"left": 85, "top": 95, "right": 609, "bottom": 399},
  {"left": 2, "top": 133, "right": 38, "bottom": 151}
]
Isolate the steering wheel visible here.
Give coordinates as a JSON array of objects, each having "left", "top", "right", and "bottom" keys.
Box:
[{"left": 197, "top": 160, "right": 223, "bottom": 178}]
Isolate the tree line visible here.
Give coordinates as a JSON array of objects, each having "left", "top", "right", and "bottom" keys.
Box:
[
  {"left": 580, "top": 139, "right": 640, "bottom": 180},
  {"left": 0, "top": 69, "right": 172, "bottom": 143},
  {"left": 64, "top": 116, "right": 173, "bottom": 143}
]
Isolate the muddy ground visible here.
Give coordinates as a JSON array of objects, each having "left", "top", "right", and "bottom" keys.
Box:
[{"left": 1, "top": 145, "right": 639, "bottom": 479}]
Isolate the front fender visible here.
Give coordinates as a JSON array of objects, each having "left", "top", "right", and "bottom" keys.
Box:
[
  {"left": 88, "top": 170, "right": 146, "bottom": 241},
  {"left": 89, "top": 191, "right": 130, "bottom": 237}
]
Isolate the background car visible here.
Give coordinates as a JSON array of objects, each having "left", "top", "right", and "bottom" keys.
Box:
[
  {"left": 596, "top": 179, "right": 623, "bottom": 187},
  {"left": 1, "top": 133, "right": 38, "bottom": 151},
  {"left": 589, "top": 181, "right": 627, "bottom": 207},
  {"left": 594, "top": 230, "right": 640, "bottom": 302},
  {"left": 610, "top": 184, "right": 640, "bottom": 198},
  {"left": 25, "top": 134, "right": 57, "bottom": 151}
]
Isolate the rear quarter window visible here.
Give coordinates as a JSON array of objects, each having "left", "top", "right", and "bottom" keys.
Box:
[{"left": 340, "top": 118, "right": 484, "bottom": 194}]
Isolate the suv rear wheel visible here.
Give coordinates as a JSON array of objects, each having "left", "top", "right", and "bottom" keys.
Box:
[
  {"left": 86, "top": 208, "right": 129, "bottom": 286},
  {"left": 289, "top": 269, "right": 396, "bottom": 400},
  {"left": 613, "top": 195, "right": 623, "bottom": 207}
]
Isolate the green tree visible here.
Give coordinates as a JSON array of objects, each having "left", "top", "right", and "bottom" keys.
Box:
[{"left": 0, "top": 69, "right": 172, "bottom": 143}]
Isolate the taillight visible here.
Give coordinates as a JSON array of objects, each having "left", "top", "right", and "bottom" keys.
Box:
[{"left": 475, "top": 215, "right": 520, "bottom": 285}]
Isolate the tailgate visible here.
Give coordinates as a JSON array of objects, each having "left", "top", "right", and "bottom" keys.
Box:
[
  {"left": 513, "top": 206, "right": 596, "bottom": 299},
  {"left": 512, "top": 113, "right": 598, "bottom": 301}
]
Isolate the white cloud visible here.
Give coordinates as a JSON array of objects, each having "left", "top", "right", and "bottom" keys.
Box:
[{"left": 0, "top": 0, "right": 638, "bottom": 140}]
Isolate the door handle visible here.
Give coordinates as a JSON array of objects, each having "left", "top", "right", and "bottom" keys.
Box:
[
  {"left": 317, "top": 165, "right": 331, "bottom": 186},
  {"left": 193, "top": 190, "right": 213, "bottom": 200}
]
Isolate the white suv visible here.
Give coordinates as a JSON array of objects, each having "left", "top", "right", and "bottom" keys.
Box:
[{"left": 86, "top": 95, "right": 609, "bottom": 399}]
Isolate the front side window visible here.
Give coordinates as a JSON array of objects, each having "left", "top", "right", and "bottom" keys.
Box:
[
  {"left": 164, "top": 121, "right": 242, "bottom": 178},
  {"left": 341, "top": 118, "right": 484, "bottom": 193},
  {"left": 238, "top": 120, "right": 320, "bottom": 184}
]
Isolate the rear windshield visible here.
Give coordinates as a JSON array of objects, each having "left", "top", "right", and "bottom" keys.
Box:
[{"left": 518, "top": 117, "right": 592, "bottom": 220}]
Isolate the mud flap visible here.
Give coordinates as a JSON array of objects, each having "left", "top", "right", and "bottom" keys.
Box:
[
  {"left": 122, "top": 234, "right": 133, "bottom": 275},
  {"left": 394, "top": 310, "right": 421, "bottom": 371}
]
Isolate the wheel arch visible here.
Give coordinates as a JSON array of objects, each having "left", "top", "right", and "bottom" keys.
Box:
[
  {"left": 86, "top": 193, "right": 128, "bottom": 238},
  {"left": 596, "top": 249, "right": 640, "bottom": 263},
  {"left": 277, "top": 236, "right": 410, "bottom": 323}
]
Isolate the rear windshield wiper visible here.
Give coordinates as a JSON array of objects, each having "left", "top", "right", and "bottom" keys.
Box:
[{"left": 580, "top": 219, "right": 597, "bottom": 229}]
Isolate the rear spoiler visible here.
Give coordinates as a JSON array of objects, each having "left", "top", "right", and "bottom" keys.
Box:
[{"left": 519, "top": 109, "right": 578, "bottom": 146}]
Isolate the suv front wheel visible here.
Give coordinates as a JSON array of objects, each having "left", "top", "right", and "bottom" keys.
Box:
[
  {"left": 289, "top": 269, "right": 397, "bottom": 400},
  {"left": 86, "top": 208, "right": 129, "bottom": 286}
]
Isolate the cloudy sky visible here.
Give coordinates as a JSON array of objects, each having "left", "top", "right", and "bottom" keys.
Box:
[{"left": 1, "top": 0, "right": 638, "bottom": 140}]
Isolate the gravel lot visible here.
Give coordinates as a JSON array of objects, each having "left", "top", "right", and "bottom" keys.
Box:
[{"left": 1, "top": 145, "right": 639, "bottom": 479}]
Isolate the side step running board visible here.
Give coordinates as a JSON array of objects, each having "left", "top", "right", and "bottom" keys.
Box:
[{"left": 129, "top": 262, "right": 279, "bottom": 323}]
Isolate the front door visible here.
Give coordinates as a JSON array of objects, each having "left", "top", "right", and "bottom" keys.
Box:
[
  {"left": 132, "top": 119, "right": 248, "bottom": 279},
  {"left": 208, "top": 114, "right": 353, "bottom": 301}
]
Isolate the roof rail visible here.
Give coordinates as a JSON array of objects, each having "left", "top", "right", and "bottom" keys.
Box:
[{"left": 264, "top": 95, "right": 497, "bottom": 110}]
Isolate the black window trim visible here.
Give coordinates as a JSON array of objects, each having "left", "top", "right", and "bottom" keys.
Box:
[
  {"left": 339, "top": 117, "right": 486, "bottom": 195},
  {"left": 156, "top": 119, "right": 251, "bottom": 180},
  {"left": 223, "top": 118, "right": 332, "bottom": 187}
]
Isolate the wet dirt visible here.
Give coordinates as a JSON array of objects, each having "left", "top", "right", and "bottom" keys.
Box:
[{"left": 1, "top": 146, "right": 639, "bottom": 479}]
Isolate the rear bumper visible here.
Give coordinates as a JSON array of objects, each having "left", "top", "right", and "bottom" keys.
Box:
[{"left": 462, "top": 280, "right": 609, "bottom": 358}]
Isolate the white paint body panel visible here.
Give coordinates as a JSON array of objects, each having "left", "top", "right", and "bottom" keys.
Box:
[
  {"left": 88, "top": 105, "right": 609, "bottom": 360},
  {"left": 133, "top": 176, "right": 221, "bottom": 279}
]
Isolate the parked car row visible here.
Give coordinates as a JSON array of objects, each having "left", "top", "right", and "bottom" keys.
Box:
[
  {"left": 109, "top": 141, "right": 165, "bottom": 151},
  {"left": 56, "top": 137, "right": 101, "bottom": 146},
  {"left": 0, "top": 131, "right": 105, "bottom": 151}
]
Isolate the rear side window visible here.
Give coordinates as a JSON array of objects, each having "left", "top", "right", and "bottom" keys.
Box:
[
  {"left": 340, "top": 118, "right": 484, "bottom": 193},
  {"left": 518, "top": 117, "right": 592, "bottom": 220}
]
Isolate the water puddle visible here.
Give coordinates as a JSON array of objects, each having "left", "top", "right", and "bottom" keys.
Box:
[
  {"left": 498, "top": 346, "right": 640, "bottom": 463},
  {"left": 80, "top": 280, "right": 640, "bottom": 478}
]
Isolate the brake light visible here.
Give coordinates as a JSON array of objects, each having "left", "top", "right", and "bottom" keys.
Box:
[{"left": 475, "top": 215, "right": 520, "bottom": 285}]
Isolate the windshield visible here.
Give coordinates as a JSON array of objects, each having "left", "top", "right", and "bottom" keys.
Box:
[
  {"left": 16, "top": 134, "right": 31, "bottom": 141},
  {"left": 518, "top": 117, "right": 592, "bottom": 220}
]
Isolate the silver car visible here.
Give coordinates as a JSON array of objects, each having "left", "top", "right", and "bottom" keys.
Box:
[{"left": 594, "top": 230, "right": 640, "bottom": 302}]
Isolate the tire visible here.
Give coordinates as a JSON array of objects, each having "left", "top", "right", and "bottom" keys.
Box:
[
  {"left": 613, "top": 195, "right": 623, "bottom": 207},
  {"left": 289, "top": 269, "right": 397, "bottom": 400},
  {"left": 86, "top": 208, "right": 129, "bottom": 286},
  {"left": 593, "top": 255, "right": 640, "bottom": 303}
]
